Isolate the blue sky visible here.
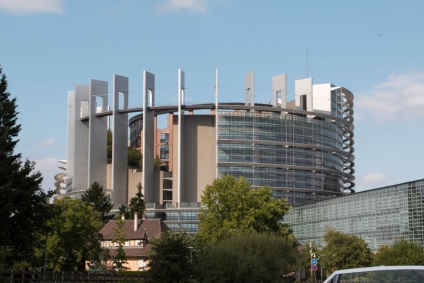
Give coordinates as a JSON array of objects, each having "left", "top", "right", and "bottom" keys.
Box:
[{"left": 1, "top": 0, "right": 423, "bottom": 192}]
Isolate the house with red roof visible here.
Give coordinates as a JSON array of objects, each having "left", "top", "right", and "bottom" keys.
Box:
[{"left": 99, "top": 218, "right": 168, "bottom": 271}]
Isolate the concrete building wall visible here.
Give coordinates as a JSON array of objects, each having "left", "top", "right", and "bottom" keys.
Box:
[
  {"left": 67, "top": 86, "right": 89, "bottom": 190},
  {"left": 128, "top": 169, "right": 143, "bottom": 202},
  {"left": 312, "top": 83, "right": 332, "bottom": 114},
  {"left": 112, "top": 75, "right": 129, "bottom": 205},
  {"left": 272, "top": 73, "right": 287, "bottom": 108},
  {"left": 172, "top": 115, "right": 216, "bottom": 204},
  {"left": 295, "top": 77, "right": 313, "bottom": 112},
  {"left": 88, "top": 80, "right": 108, "bottom": 188}
]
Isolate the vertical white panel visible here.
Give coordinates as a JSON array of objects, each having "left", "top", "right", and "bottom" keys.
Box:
[
  {"left": 88, "top": 80, "right": 108, "bottom": 188},
  {"left": 295, "top": 78, "right": 313, "bottom": 112},
  {"left": 112, "top": 75, "right": 129, "bottom": 204},
  {"left": 143, "top": 71, "right": 157, "bottom": 204},
  {"left": 177, "top": 69, "right": 185, "bottom": 208},
  {"left": 312, "top": 83, "right": 332, "bottom": 114},
  {"left": 67, "top": 86, "right": 90, "bottom": 191},
  {"left": 272, "top": 73, "right": 287, "bottom": 108}
]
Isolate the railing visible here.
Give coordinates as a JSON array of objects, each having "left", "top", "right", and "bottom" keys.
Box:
[{"left": 2, "top": 271, "right": 151, "bottom": 283}]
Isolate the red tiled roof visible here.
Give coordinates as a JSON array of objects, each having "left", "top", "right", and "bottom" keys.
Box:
[
  {"left": 99, "top": 219, "right": 168, "bottom": 258},
  {"left": 99, "top": 218, "right": 168, "bottom": 241}
]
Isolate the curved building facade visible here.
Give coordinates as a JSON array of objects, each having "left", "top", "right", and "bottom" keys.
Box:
[
  {"left": 217, "top": 87, "right": 354, "bottom": 205},
  {"left": 65, "top": 70, "right": 354, "bottom": 209}
]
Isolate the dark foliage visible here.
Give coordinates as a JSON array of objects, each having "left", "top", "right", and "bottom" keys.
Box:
[
  {"left": 0, "top": 67, "right": 53, "bottom": 269},
  {"left": 81, "top": 182, "right": 113, "bottom": 224}
]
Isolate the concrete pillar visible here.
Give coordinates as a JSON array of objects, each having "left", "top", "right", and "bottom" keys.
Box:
[{"left": 112, "top": 75, "right": 129, "bottom": 205}]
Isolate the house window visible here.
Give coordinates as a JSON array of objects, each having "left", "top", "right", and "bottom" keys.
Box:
[{"left": 138, "top": 259, "right": 147, "bottom": 271}]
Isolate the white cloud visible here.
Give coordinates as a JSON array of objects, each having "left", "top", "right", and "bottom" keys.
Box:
[
  {"left": 157, "top": 0, "right": 208, "bottom": 13},
  {"left": 39, "top": 137, "right": 57, "bottom": 148},
  {"left": 362, "top": 172, "right": 388, "bottom": 185},
  {"left": 356, "top": 72, "right": 424, "bottom": 123},
  {"left": 0, "top": 0, "right": 64, "bottom": 15}
]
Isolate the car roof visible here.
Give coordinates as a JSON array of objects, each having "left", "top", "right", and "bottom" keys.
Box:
[{"left": 331, "top": 265, "right": 424, "bottom": 275}]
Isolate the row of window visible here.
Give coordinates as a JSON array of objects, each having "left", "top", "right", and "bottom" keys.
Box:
[{"left": 284, "top": 181, "right": 424, "bottom": 251}]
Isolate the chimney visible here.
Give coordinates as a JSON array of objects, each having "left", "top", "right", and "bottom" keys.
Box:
[{"left": 134, "top": 213, "right": 138, "bottom": 232}]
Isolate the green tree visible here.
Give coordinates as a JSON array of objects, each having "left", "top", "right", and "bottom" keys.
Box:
[
  {"left": 107, "top": 130, "right": 112, "bottom": 163},
  {"left": 0, "top": 66, "right": 53, "bottom": 269},
  {"left": 374, "top": 239, "right": 424, "bottom": 266},
  {"left": 81, "top": 181, "right": 113, "bottom": 224},
  {"left": 40, "top": 198, "right": 103, "bottom": 271},
  {"left": 197, "top": 175, "right": 292, "bottom": 243},
  {"left": 107, "top": 129, "right": 142, "bottom": 169},
  {"left": 128, "top": 147, "right": 142, "bottom": 169},
  {"left": 148, "top": 230, "right": 196, "bottom": 283},
  {"left": 320, "top": 228, "right": 373, "bottom": 274},
  {"left": 117, "top": 204, "right": 130, "bottom": 220},
  {"left": 129, "top": 182, "right": 145, "bottom": 219},
  {"left": 112, "top": 217, "right": 128, "bottom": 271},
  {"left": 195, "top": 230, "right": 297, "bottom": 283}
]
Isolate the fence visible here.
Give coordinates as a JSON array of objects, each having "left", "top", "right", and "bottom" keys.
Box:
[{"left": 1, "top": 271, "right": 151, "bottom": 283}]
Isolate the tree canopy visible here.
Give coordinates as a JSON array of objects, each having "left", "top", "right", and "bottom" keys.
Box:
[
  {"left": 148, "top": 230, "right": 196, "bottom": 283},
  {"left": 195, "top": 230, "right": 297, "bottom": 283},
  {"left": 197, "top": 175, "right": 292, "bottom": 243},
  {"left": 0, "top": 66, "right": 52, "bottom": 269},
  {"left": 40, "top": 198, "right": 103, "bottom": 271},
  {"left": 112, "top": 217, "right": 128, "bottom": 271},
  {"left": 129, "top": 182, "right": 145, "bottom": 219},
  {"left": 81, "top": 181, "right": 113, "bottom": 224},
  {"left": 320, "top": 228, "right": 373, "bottom": 273},
  {"left": 374, "top": 239, "right": 424, "bottom": 266}
]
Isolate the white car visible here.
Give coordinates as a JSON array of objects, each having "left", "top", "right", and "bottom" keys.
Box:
[{"left": 323, "top": 265, "right": 424, "bottom": 283}]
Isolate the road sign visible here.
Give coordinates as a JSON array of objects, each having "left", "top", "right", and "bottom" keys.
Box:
[
  {"left": 311, "top": 258, "right": 318, "bottom": 265},
  {"left": 312, "top": 264, "right": 318, "bottom": 272}
]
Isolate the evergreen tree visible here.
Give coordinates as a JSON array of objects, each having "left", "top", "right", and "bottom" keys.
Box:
[
  {"left": 112, "top": 217, "right": 128, "bottom": 270},
  {"left": 0, "top": 66, "right": 52, "bottom": 268},
  {"left": 129, "top": 182, "right": 145, "bottom": 219},
  {"left": 81, "top": 181, "right": 113, "bottom": 224}
]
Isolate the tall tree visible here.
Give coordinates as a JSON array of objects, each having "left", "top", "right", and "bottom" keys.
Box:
[
  {"left": 112, "top": 216, "right": 128, "bottom": 271},
  {"left": 0, "top": 66, "right": 52, "bottom": 268},
  {"left": 39, "top": 198, "right": 103, "bottom": 271},
  {"left": 195, "top": 230, "right": 297, "bottom": 283},
  {"left": 81, "top": 181, "right": 113, "bottom": 224},
  {"left": 148, "top": 230, "right": 196, "bottom": 283},
  {"left": 320, "top": 228, "right": 373, "bottom": 274},
  {"left": 129, "top": 182, "right": 145, "bottom": 219},
  {"left": 374, "top": 239, "right": 424, "bottom": 266},
  {"left": 197, "top": 175, "right": 292, "bottom": 243}
]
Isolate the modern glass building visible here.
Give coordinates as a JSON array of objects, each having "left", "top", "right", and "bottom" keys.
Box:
[
  {"left": 65, "top": 69, "right": 355, "bottom": 231},
  {"left": 284, "top": 179, "right": 424, "bottom": 251},
  {"left": 217, "top": 96, "right": 355, "bottom": 206}
]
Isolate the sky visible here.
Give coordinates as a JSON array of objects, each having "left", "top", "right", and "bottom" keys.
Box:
[{"left": 1, "top": 0, "right": 423, "bottom": 192}]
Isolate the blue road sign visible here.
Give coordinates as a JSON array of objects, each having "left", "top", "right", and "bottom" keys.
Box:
[{"left": 311, "top": 259, "right": 318, "bottom": 265}]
